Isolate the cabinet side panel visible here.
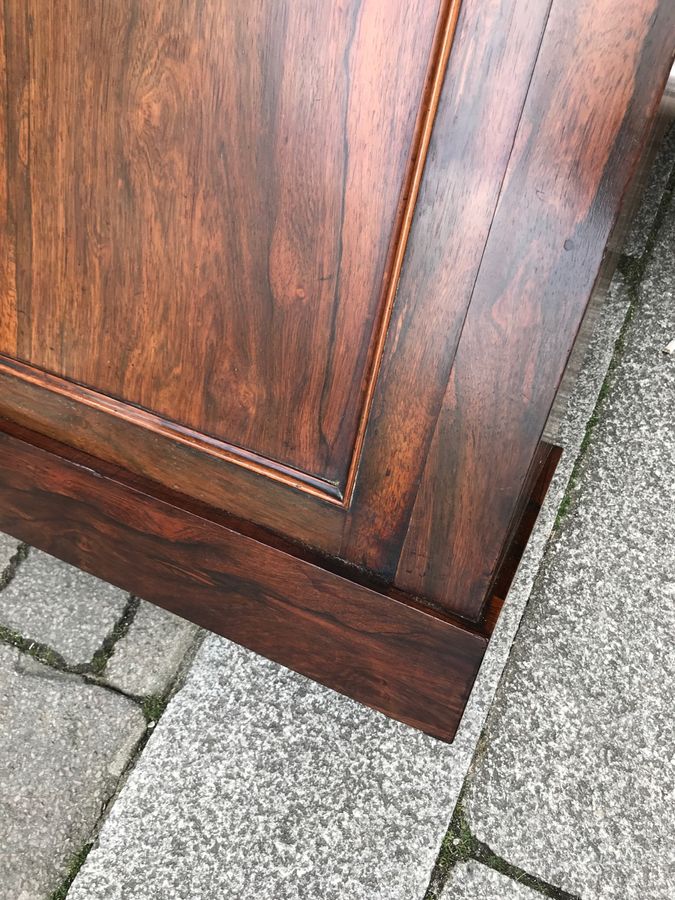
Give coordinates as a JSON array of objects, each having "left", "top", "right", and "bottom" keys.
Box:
[
  {"left": 342, "top": 0, "right": 552, "bottom": 571},
  {"left": 397, "top": 0, "right": 675, "bottom": 618}
]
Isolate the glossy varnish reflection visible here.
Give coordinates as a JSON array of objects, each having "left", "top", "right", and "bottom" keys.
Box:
[
  {"left": 0, "top": 0, "right": 672, "bottom": 740},
  {"left": 1, "top": 0, "right": 447, "bottom": 487},
  {"left": 0, "top": 419, "right": 487, "bottom": 743},
  {"left": 396, "top": 0, "right": 675, "bottom": 619}
]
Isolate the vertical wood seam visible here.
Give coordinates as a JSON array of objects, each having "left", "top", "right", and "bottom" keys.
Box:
[{"left": 342, "top": 0, "right": 464, "bottom": 505}]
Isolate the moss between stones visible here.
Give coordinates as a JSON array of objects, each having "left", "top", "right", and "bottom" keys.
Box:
[
  {"left": 424, "top": 802, "right": 580, "bottom": 900},
  {"left": 0, "top": 542, "right": 30, "bottom": 591},
  {"left": 88, "top": 595, "right": 141, "bottom": 675},
  {"left": 50, "top": 842, "right": 93, "bottom": 900},
  {"left": 0, "top": 623, "right": 75, "bottom": 672},
  {"left": 141, "top": 693, "right": 169, "bottom": 724}
]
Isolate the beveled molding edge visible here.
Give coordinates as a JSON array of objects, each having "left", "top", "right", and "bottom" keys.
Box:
[
  {"left": 0, "top": 354, "right": 345, "bottom": 504},
  {"left": 341, "top": 0, "right": 463, "bottom": 504},
  {"left": 0, "top": 416, "right": 560, "bottom": 740}
]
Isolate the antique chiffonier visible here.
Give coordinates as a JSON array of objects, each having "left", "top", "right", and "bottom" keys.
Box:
[{"left": 0, "top": 0, "right": 673, "bottom": 740}]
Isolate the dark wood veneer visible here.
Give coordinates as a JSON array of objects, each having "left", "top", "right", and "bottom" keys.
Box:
[
  {"left": 0, "top": 0, "right": 452, "bottom": 489},
  {"left": 0, "top": 0, "right": 671, "bottom": 740},
  {"left": 0, "top": 420, "right": 486, "bottom": 743},
  {"left": 396, "top": 0, "right": 675, "bottom": 619}
]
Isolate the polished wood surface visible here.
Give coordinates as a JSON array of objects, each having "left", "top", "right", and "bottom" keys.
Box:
[
  {"left": 396, "top": 0, "right": 675, "bottom": 619},
  {"left": 0, "top": 354, "right": 346, "bottom": 550},
  {"left": 0, "top": 419, "right": 486, "bottom": 743},
  {"left": 341, "top": 0, "right": 553, "bottom": 574},
  {"left": 0, "top": 0, "right": 672, "bottom": 738},
  {"left": 0, "top": 0, "right": 447, "bottom": 488}
]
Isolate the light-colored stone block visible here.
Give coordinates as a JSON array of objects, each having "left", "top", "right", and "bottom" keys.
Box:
[
  {"left": 0, "top": 550, "right": 128, "bottom": 666},
  {"left": 0, "top": 644, "right": 146, "bottom": 899},
  {"left": 0, "top": 532, "right": 20, "bottom": 576},
  {"left": 69, "top": 635, "right": 464, "bottom": 900},
  {"left": 462, "top": 168, "right": 675, "bottom": 899},
  {"left": 622, "top": 121, "right": 674, "bottom": 258},
  {"left": 104, "top": 600, "right": 198, "bottom": 697}
]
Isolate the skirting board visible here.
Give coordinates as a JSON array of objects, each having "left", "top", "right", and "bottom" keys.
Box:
[{"left": 0, "top": 419, "right": 559, "bottom": 742}]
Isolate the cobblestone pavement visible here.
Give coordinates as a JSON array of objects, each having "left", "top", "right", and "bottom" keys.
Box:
[
  {"left": 0, "top": 544, "right": 199, "bottom": 899},
  {"left": 1, "top": 129, "right": 673, "bottom": 900}
]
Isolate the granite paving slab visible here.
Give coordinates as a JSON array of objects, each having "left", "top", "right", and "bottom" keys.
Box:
[
  {"left": 69, "top": 635, "right": 464, "bottom": 900},
  {"left": 0, "top": 643, "right": 146, "bottom": 900},
  {"left": 441, "top": 862, "right": 542, "bottom": 899},
  {"left": 103, "top": 600, "right": 198, "bottom": 697},
  {"left": 623, "top": 121, "right": 674, "bottom": 258},
  {"left": 0, "top": 549, "right": 129, "bottom": 666},
  {"left": 461, "top": 160, "right": 675, "bottom": 898},
  {"left": 0, "top": 531, "right": 20, "bottom": 576}
]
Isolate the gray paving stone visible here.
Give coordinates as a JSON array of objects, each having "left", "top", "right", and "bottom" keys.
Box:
[
  {"left": 622, "top": 121, "right": 674, "bottom": 258},
  {"left": 0, "top": 643, "right": 146, "bottom": 900},
  {"left": 104, "top": 600, "right": 198, "bottom": 697},
  {"left": 462, "top": 174, "right": 675, "bottom": 898},
  {"left": 0, "top": 549, "right": 128, "bottom": 666},
  {"left": 441, "top": 862, "right": 541, "bottom": 899},
  {"left": 69, "top": 634, "right": 464, "bottom": 900},
  {"left": 0, "top": 531, "right": 20, "bottom": 575}
]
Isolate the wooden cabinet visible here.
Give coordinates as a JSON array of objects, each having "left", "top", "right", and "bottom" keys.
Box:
[{"left": 0, "top": 0, "right": 673, "bottom": 741}]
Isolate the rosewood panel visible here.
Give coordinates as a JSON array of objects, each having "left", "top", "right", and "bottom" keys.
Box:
[
  {"left": 1, "top": 0, "right": 446, "bottom": 487},
  {"left": 341, "top": 0, "right": 553, "bottom": 573},
  {"left": 0, "top": 10, "right": 15, "bottom": 353},
  {"left": 0, "top": 0, "right": 671, "bottom": 741},
  {"left": 397, "top": 0, "right": 675, "bottom": 618},
  {"left": 0, "top": 420, "right": 486, "bottom": 743},
  {"left": 0, "top": 356, "right": 345, "bottom": 552}
]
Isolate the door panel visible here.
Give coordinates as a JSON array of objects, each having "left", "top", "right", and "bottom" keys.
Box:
[
  {"left": 0, "top": 0, "right": 671, "bottom": 624},
  {"left": 0, "top": 0, "right": 443, "bottom": 488}
]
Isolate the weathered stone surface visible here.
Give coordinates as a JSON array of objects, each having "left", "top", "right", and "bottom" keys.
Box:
[
  {"left": 441, "top": 862, "right": 542, "bottom": 899},
  {"left": 104, "top": 600, "right": 198, "bottom": 697},
  {"left": 0, "top": 549, "right": 128, "bottom": 666},
  {"left": 0, "top": 644, "right": 146, "bottom": 900},
  {"left": 622, "top": 121, "right": 674, "bottom": 258},
  {"left": 69, "top": 635, "right": 465, "bottom": 900},
  {"left": 462, "top": 171, "right": 675, "bottom": 898},
  {"left": 0, "top": 531, "right": 20, "bottom": 576}
]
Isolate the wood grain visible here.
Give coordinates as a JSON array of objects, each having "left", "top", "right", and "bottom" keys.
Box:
[
  {"left": 0, "top": 355, "right": 345, "bottom": 553},
  {"left": 0, "top": 12, "right": 14, "bottom": 352},
  {"left": 481, "top": 442, "right": 561, "bottom": 635},
  {"left": 397, "top": 0, "right": 675, "bottom": 618},
  {"left": 0, "top": 0, "right": 672, "bottom": 738},
  {"left": 1, "top": 0, "right": 445, "bottom": 487},
  {"left": 0, "top": 1, "right": 26, "bottom": 354},
  {"left": 341, "top": 0, "right": 553, "bottom": 573},
  {"left": 0, "top": 419, "right": 486, "bottom": 743}
]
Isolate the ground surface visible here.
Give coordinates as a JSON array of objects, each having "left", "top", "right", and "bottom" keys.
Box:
[{"left": 0, "top": 128, "right": 673, "bottom": 900}]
